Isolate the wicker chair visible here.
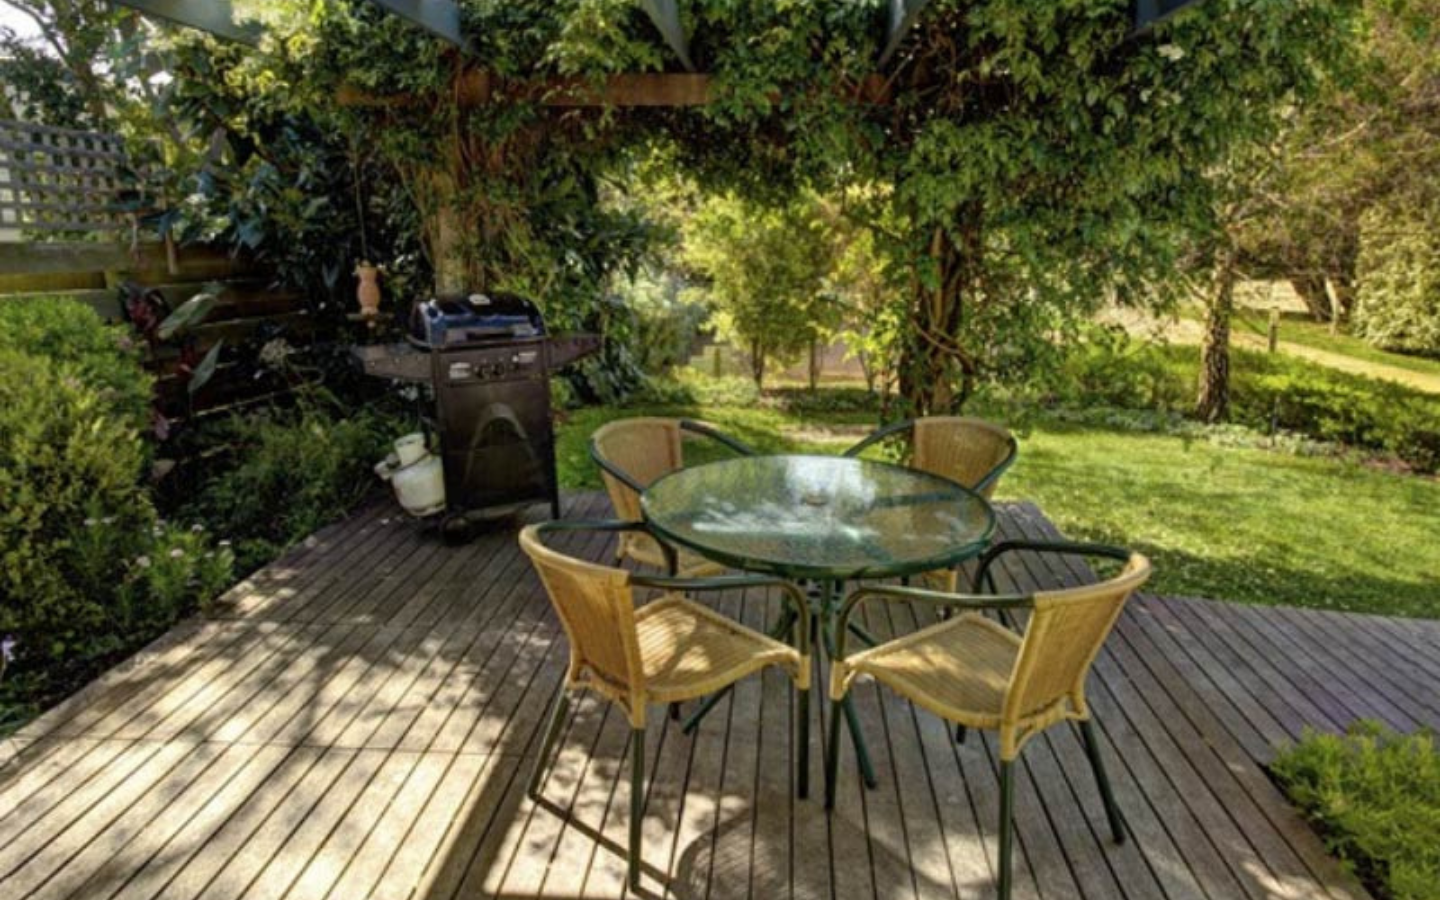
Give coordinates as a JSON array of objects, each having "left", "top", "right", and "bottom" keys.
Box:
[
  {"left": 520, "top": 520, "right": 811, "bottom": 891},
  {"left": 845, "top": 416, "right": 1018, "bottom": 591},
  {"left": 825, "top": 540, "right": 1151, "bottom": 900},
  {"left": 590, "top": 417, "right": 755, "bottom": 577}
]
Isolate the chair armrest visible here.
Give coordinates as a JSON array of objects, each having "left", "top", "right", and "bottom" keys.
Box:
[
  {"left": 630, "top": 573, "right": 810, "bottom": 655},
  {"left": 679, "top": 419, "right": 756, "bottom": 456},
  {"left": 842, "top": 418, "right": 914, "bottom": 458},
  {"left": 972, "top": 539, "right": 1132, "bottom": 594},
  {"left": 971, "top": 436, "right": 1019, "bottom": 496},
  {"left": 835, "top": 584, "right": 1032, "bottom": 660},
  {"left": 587, "top": 441, "right": 647, "bottom": 494},
  {"left": 534, "top": 518, "right": 652, "bottom": 536}
]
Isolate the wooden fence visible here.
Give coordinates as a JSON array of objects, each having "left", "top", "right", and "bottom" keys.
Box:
[{"left": 0, "top": 241, "right": 313, "bottom": 418}]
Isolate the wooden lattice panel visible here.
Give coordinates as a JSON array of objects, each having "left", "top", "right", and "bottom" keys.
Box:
[{"left": 0, "top": 119, "right": 132, "bottom": 234}]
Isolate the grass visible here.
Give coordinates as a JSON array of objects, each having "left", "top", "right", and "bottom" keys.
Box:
[
  {"left": 1272, "top": 722, "right": 1440, "bottom": 900},
  {"left": 557, "top": 400, "right": 1440, "bottom": 618}
]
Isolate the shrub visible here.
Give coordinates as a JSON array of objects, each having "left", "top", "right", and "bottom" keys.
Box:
[
  {"left": 0, "top": 297, "right": 151, "bottom": 425},
  {"left": 180, "top": 405, "right": 399, "bottom": 572},
  {"left": 623, "top": 271, "right": 710, "bottom": 375},
  {"left": 1272, "top": 722, "right": 1440, "bottom": 900},
  {"left": 0, "top": 347, "right": 153, "bottom": 659},
  {"left": 0, "top": 337, "right": 232, "bottom": 679},
  {"left": 1353, "top": 203, "right": 1440, "bottom": 357}
]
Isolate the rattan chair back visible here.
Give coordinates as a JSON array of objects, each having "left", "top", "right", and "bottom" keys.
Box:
[
  {"left": 519, "top": 525, "right": 643, "bottom": 714},
  {"left": 1001, "top": 554, "right": 1151, "bottom": 754},
  {"left": 913, "top": 417, "right": 1017, "bottom": 499},
  {"left": 591, "top": 418, "right": 685, "bottom": 521}
]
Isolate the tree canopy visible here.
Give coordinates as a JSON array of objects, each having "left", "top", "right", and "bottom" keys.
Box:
[{"left": 4, "top": 0, "right": 1371, "bottom": 410}]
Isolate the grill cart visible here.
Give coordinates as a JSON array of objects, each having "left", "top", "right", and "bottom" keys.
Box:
[{"left": 355, "top": 292, "right": 599, "bottom": 525}]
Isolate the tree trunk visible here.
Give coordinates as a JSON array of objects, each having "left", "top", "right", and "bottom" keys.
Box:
[
  {"left": 808, "top": 338, "right": 820, "bottom": 392},
  {"left": 1196, "top": 248, "right": 1237, "bottom": 423},
  {"left": 898, "top": 219, "right": 979, "bottom": 416},
  {"left": 750, "top": 338, "right": 765, "bottom": 388}
]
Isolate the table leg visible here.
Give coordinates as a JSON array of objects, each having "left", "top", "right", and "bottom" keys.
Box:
[{"left": 820, "top": 581, "right": 878, "bottom": 790}]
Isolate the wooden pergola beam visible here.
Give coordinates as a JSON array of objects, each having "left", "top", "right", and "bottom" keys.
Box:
[{"left": 111, "top": 0, "right": 263, "bottom": 46}]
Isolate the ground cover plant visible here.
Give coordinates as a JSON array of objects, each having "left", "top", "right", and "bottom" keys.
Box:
[
  {"left": 1273, "top": 722, "right": 1440, "bottom": 900},
  {"left": 173, "top": 401, "right": 405, "bottom": 575}
]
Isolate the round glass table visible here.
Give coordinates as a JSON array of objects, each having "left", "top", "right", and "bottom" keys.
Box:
[{"left": 641, "top": 454, "right": 996, "bottom": 788}]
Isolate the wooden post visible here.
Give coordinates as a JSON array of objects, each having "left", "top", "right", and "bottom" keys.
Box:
[
  {"left": 1324, "top": 276, "right": 1343, "bottom": 336},
  {"left": 1268, "top": 308, "right": 1280, "bottom": 353}
]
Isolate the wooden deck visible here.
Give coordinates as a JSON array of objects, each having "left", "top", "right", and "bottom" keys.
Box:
[{"left": 2, "top": 492, "right": 1436, "bottom": 900}]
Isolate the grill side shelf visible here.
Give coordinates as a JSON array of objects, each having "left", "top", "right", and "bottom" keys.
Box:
[
  {"left": 546, "top": 333, "right": 602, "bottom": 369},
  {"left": 352, "top": 343, "right": 431, "bottom": 382}
]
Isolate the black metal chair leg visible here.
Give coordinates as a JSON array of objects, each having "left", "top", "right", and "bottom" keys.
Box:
[
  {"left": 668, "top": 703, "right": 681, "bottom": 721},
  {"left": 629, "top": 726, "right": 645, "bottom": 892},
  {"left": 527, "top": 689, "right": 570, "bottom": 800},
  {"left": 797, "top": 675, "right": 810, "bottom": 799},
  {"left": 846, "top": 619, "right": 879, "bottom": 647},
  {"left": 824, "top": 696, "right": 844, "bottom": 810},
  {"left": 1079, "top": 718, "right": 1127, "bottom": 843},
  {"left": 998, "top": 758, "right": 1016, "bottom": 900},
  {"left": 954, "top": 724, "right": 968, "bottom": 744}
]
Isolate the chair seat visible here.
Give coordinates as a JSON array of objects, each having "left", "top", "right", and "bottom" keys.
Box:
[
  {"left": 636, "top": 595, "right": 805, "bottom": 702},
  {"left": 842, "top": 612, "right": 1019, "bottom": 729},
  {"left": 624, "top": 532, "right": 726, "bottom": 577}
]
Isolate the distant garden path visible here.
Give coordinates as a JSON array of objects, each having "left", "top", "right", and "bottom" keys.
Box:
[{"left": 1164, "top": 318, "right": 1440, "bottom": 395}]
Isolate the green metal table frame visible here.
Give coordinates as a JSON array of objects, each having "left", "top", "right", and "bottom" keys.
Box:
[{"left": 639, "top": 454, "right": 996, "bottom": 793}]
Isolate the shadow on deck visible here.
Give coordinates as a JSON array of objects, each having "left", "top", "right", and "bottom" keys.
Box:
[{"left": 2, "top": 492, "right": 1436, "bottom": 900}]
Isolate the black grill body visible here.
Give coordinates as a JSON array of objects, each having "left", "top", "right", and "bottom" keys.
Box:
[{"left": 355, "top": 293, "right": 599, "bottom": 523}]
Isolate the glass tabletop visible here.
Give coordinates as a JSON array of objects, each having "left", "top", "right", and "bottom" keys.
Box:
[{"left": 640, "top": 454, "right": 996, "bottom": 580}]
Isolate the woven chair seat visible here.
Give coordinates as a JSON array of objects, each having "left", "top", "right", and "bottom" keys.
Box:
[
  {"left": 838, "top": 612, "right": 1019, "bottom": 729},
  {"left": 624, "top": 532, "right": 726, "bottom": 578},
  {"left": 636, "top": 594, "right": 805, "bottom": 702}
]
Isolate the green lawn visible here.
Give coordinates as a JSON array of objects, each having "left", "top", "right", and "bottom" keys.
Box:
[{"left": 557, "top": 403, "right": 1440, "bottom": 619}]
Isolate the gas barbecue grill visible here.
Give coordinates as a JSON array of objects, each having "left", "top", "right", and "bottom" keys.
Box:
[{"left": 354, "top": 292, "right": 599, "bottom": 523}]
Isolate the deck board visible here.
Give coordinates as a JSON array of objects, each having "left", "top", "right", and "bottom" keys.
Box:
[{"left": 1, "top": 492, "right": 1431, "bottom": 899}]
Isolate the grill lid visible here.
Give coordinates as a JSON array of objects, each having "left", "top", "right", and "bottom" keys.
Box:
[{"left": 410, "top": 291, "right": 545, "bottom": 347}]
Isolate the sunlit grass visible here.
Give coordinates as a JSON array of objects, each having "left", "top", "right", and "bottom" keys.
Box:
[{"left": 557, "top": 403, "right": 1440, "bottom": 619}]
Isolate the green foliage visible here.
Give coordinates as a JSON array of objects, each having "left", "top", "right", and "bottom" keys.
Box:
[
  {"left": 179, "top": 405, "right": 400, "bottom": 572},
  {"left": 0, "top": 298, "right": 151, "bottom": 425},
  {"left": 682, "top": 193, "right": 840, "bottom": 385},
  {"left": 1353, "top": 201, "right": 1440, "bottom": 356},
  {"left": 1049, "top": 332, "right": 1440, "bottom": 472},
  {"left": 0, "top": 348, "right": 152, "bottom": 657},
  {"left": 0, "top": 312, "right": 231, "bottom": 704},
  {"left": 1273, "top": 722, "right": 1440, "bottom": 900},
  {"left": 618, "top": 270, "right": 710, "bottom": 374}
]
